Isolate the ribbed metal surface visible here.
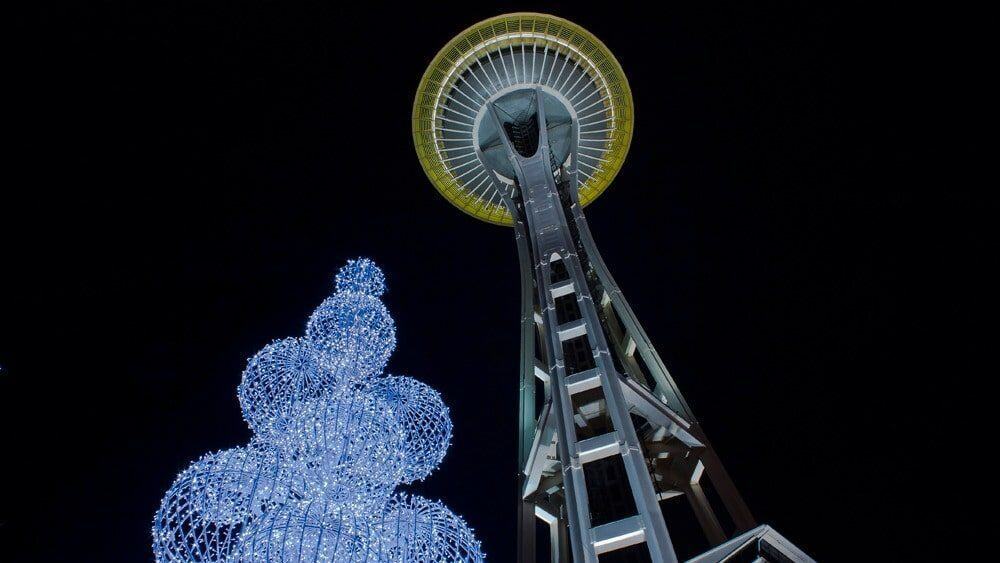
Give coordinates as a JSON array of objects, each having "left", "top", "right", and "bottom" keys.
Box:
[{"left": 413, "top": 13, "right": 634, "bottom": 226}]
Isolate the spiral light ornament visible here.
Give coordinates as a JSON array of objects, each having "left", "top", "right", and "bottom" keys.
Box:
[
  {"left": 376, "top": 494, "right": 485, "bottom": 563},
  {"left": 369, "top": 375, "right": 453, "bottom": 483}
]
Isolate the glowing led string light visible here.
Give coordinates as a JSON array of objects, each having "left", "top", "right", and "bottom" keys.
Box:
[
  {"left": 152, "top": 443, "right": 290, "bottom": 562},
  {"left": 369, "top": 375, "right": 453, "bottom": 483},
  {"left": 238, "top": 337, "right": 334, "bottom": 438},
  {"left": 152, "top": 259, "right": 484, "bottom": 562},
  {"left": 336, "top": 257, "right": 387, "bottom": 297},
  {"left": 275, "top": 388, "right": 406, "bottom": 508},
  {"left": 231, "top": 499, "right": 382, "bottom": 563},
  {"left": 306, "top": 291, "right": 396, "bottom": 381},
  {"left": 376, "top": 494, "right": 485, "bottom": 563}
]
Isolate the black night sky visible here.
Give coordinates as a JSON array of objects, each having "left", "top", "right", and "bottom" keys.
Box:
[{"left": 3, "top": 3, "right": 979, "bottom": 561}]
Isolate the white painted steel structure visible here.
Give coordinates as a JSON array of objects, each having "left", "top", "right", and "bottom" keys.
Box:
[{"left": 414, "top": 13, "right": 815, "bottom": 563}]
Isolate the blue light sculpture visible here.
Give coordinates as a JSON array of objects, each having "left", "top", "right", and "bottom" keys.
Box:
[
  {"left": 336, "top": 257, "right": 387, "bottom": 297},
  {"left": 306, "top": 292, "right": 396, "bottom": 381},
  {"left": 231, "top": 500, "right": 382, "bottom": 562},
  {"left": 153, "top": 443, "right": 290, "bottom": 562},
  {"left": 152, "top": 258, "right": 484, "bottom": 562},
  {"left": 275, "top": 389, "right": 406, "bottom": 508},
  {"left": 377, "top": 494, "right": 484, "bottom": 562},
  {"left": 369, "top": 375, "right": 453, "bottom": 483},
  {"left": 237, "top": 337, "right": 329, "bottom": 438}
]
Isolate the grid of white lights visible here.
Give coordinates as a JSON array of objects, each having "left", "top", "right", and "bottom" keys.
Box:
[{"left": 152, "top": 258, "right": 485, "bottom": 562}]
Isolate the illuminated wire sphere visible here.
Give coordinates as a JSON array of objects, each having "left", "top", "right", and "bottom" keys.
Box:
[
  {"left": 238, "top": 338, "right": 337, "bottom": 438},
  {"left": 275, "top": 388, "right": 406, "bottom": 505},
  {"left": 376, "top": 494, "right": 485, "bottom": 563},
  {"left": 152, "top": 444, "right": 289, "bottom": 563},
  {"left": 336, "top": 257, "right": 386, "bottom": 297},
  {"left": 152, "top": 258, "right": 486, "bottom": 562},
  {"left": 369, "top": 375, "right": 453, "bottom": 483},
  {"left": 232, "top": 499, "right": 382, "bottom": 562},
  {"left": 413, "top": 12, "right": 634, "bottom": 225},
  {"left": 306, "top": 292, "right": 396, "bottom": 380}
]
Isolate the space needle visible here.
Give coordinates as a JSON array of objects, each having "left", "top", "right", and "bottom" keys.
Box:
[{"left": 414, "top": 13, "right": 814, "bottom": 562}]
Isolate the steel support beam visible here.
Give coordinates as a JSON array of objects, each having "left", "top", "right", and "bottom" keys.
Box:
[{"left": 476, "top": 85, "right": 812, "bottom": 562}]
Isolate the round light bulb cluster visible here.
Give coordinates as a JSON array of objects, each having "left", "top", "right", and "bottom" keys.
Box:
[{"left": 152, "top": 259, "right": 484, "bottom": 562}]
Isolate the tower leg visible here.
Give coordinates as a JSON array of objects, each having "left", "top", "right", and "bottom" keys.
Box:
[
  {"left": 556, "top": 510, "right": 570, "bottom": 563},
  {"left": 685, "top": 482, "right": 727, "bottom": 545},
  {"left": 518, "top": 482, "right": 537, "bottom": 562},
  {"left": 697, "top": 440, "right": 756, "bottom": 532}
]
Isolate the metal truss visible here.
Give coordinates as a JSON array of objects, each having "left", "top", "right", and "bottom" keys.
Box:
[{"left": 468, "top": 87, "right": 815, "bottom": 562}]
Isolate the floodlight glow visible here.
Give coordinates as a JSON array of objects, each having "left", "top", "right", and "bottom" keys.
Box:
[{"left": 413, "top": 13, "right": 633, "bottom": 225}]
